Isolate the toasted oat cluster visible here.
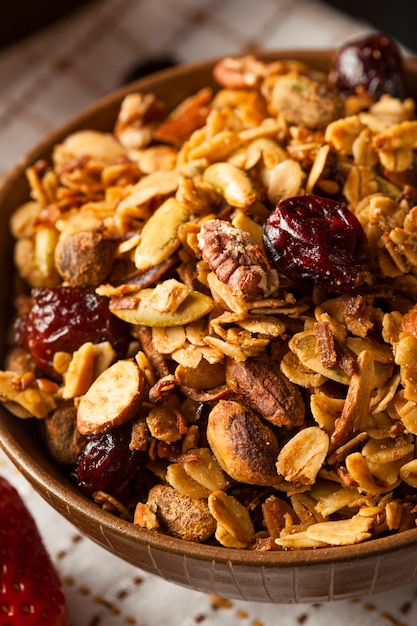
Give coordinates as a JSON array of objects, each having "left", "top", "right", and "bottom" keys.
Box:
[{"left": 5, "top": 38, "right": 417, "bottom": 551}]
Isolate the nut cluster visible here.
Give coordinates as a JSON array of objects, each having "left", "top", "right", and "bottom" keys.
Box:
[{"left": 4, "top": 42, "right": 417, "bottom": 552}]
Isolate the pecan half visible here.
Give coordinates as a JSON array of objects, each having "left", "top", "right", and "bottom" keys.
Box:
[
  {"left": 197, "top": 219, "right": 279, "bottom": 299},
  {"left": 225, "top": 356, "right": 305, "bottom": 428}
]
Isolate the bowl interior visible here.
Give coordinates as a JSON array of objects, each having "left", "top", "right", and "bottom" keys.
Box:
[{"left": 2, "top": 49, "right": 417, "bottom": 602}]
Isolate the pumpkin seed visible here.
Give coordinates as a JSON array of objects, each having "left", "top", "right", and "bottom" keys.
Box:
[
  {"left": 134, "top": 197, "right": 189, "bottom": 270},
  {"left": 110, "top": 288, "right": 213, "bottom": 327}
]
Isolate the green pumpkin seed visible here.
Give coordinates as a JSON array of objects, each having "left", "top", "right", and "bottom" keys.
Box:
[
  {"left": 110, "top": 288, "right": 214, "bottom": 327},
  {"left": 134, "top": 197, "right": 189, "bottom": 270}
]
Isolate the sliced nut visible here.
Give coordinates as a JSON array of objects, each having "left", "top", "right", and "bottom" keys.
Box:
[
  {"left": 153, "top": 87, "right": 212, "bottom": 147},
  {"left": 62, "top": 341, "right": 95, "bottom": 399},
  {"left": 262, "top": 495, "right": 298, "bottom": 538},
  {"left": 290, "top": 492, "right": 324, "bottom": 525},
  {"left": 330, "top": 350, "right": 375, "bottom": 453},
  {"left": 77, "top": 359, "right": 148, "bottom": 435},
  {"left": 117, "top": 170, "right": 179, "bottom": 217}
]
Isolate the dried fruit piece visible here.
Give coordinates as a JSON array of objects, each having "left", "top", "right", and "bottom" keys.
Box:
[
  {"left": 16, "top": 287, "right": 130, "bottom": 380},
  {"left": 329, "top": 33, "right": 406, "bottom": 100},
  {"left": 76, "top": 422, "right": 144, "bottom": 496},
  {"left": 263, "top": 195, "right": 370, "bottom": 292}
]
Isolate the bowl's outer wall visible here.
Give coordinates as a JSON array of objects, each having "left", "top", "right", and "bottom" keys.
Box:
[{"left": 2, "top": 50, "right": 417, "bottom": 603}]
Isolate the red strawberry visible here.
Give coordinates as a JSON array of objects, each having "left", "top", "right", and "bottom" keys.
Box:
[{"left": 0, "top": 476, "right": 69, "bottom": 625}]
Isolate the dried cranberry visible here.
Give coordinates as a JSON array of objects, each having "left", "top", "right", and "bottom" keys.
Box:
[
  {"left": 75, "top": 423, "right": 144, "bottom": 497},
  {"left": 262, "top": 195, "right": 370, "bottom": 292},
  {"left": 329, "top": 33, "right": 406, "bottom": 100},
  {"left": 16, "top": 286, "right": 130, "bottom": 379}
]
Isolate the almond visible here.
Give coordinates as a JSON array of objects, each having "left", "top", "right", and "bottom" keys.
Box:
[{"left": 77, "top": 359, "right": 147, "bottom": 435}]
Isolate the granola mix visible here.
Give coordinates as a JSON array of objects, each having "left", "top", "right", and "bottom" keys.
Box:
[{"left": 4, "top": 38, "right": 417, "bottom": 551}]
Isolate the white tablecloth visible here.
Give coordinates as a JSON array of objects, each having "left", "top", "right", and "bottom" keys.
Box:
[{"left": 1, "top": 1, "right": 417, "bottom": 624}]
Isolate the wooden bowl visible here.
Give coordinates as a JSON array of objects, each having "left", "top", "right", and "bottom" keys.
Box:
[{"left": 1, "top": 50, "right": 417, "bottom": 604}]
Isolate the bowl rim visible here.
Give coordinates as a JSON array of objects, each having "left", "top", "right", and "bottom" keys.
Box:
[{"left": 2, "top": 48, "right": 417, "bottom": 569}]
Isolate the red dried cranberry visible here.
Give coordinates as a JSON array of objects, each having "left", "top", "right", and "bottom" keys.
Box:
[
  {"left": 16, "top": 286, "right": 130, "bottom": 379},
  {"left": 75, "top": 423, "right": 144, "bottom": 497},
  {"left": 329, "top": 33, "right": 405, "bottom": 100},
  {"left": 262, "top": 195, "right": 370, "bottom": 292}
]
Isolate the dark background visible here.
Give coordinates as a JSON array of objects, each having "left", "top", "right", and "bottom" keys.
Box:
[
  {"left": 0, "top": 0, "right": 414, "bottom": 53},
  {"left": 324, "top": 0, "right": 416, "bottom": 52},
  {"left": 0, "top": 1, "right": 97, "bottom": 49}
]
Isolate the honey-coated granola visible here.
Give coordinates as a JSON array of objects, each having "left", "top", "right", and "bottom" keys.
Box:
[{"left": 4, "top": 35, "right": 417, "bottom": 551}]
